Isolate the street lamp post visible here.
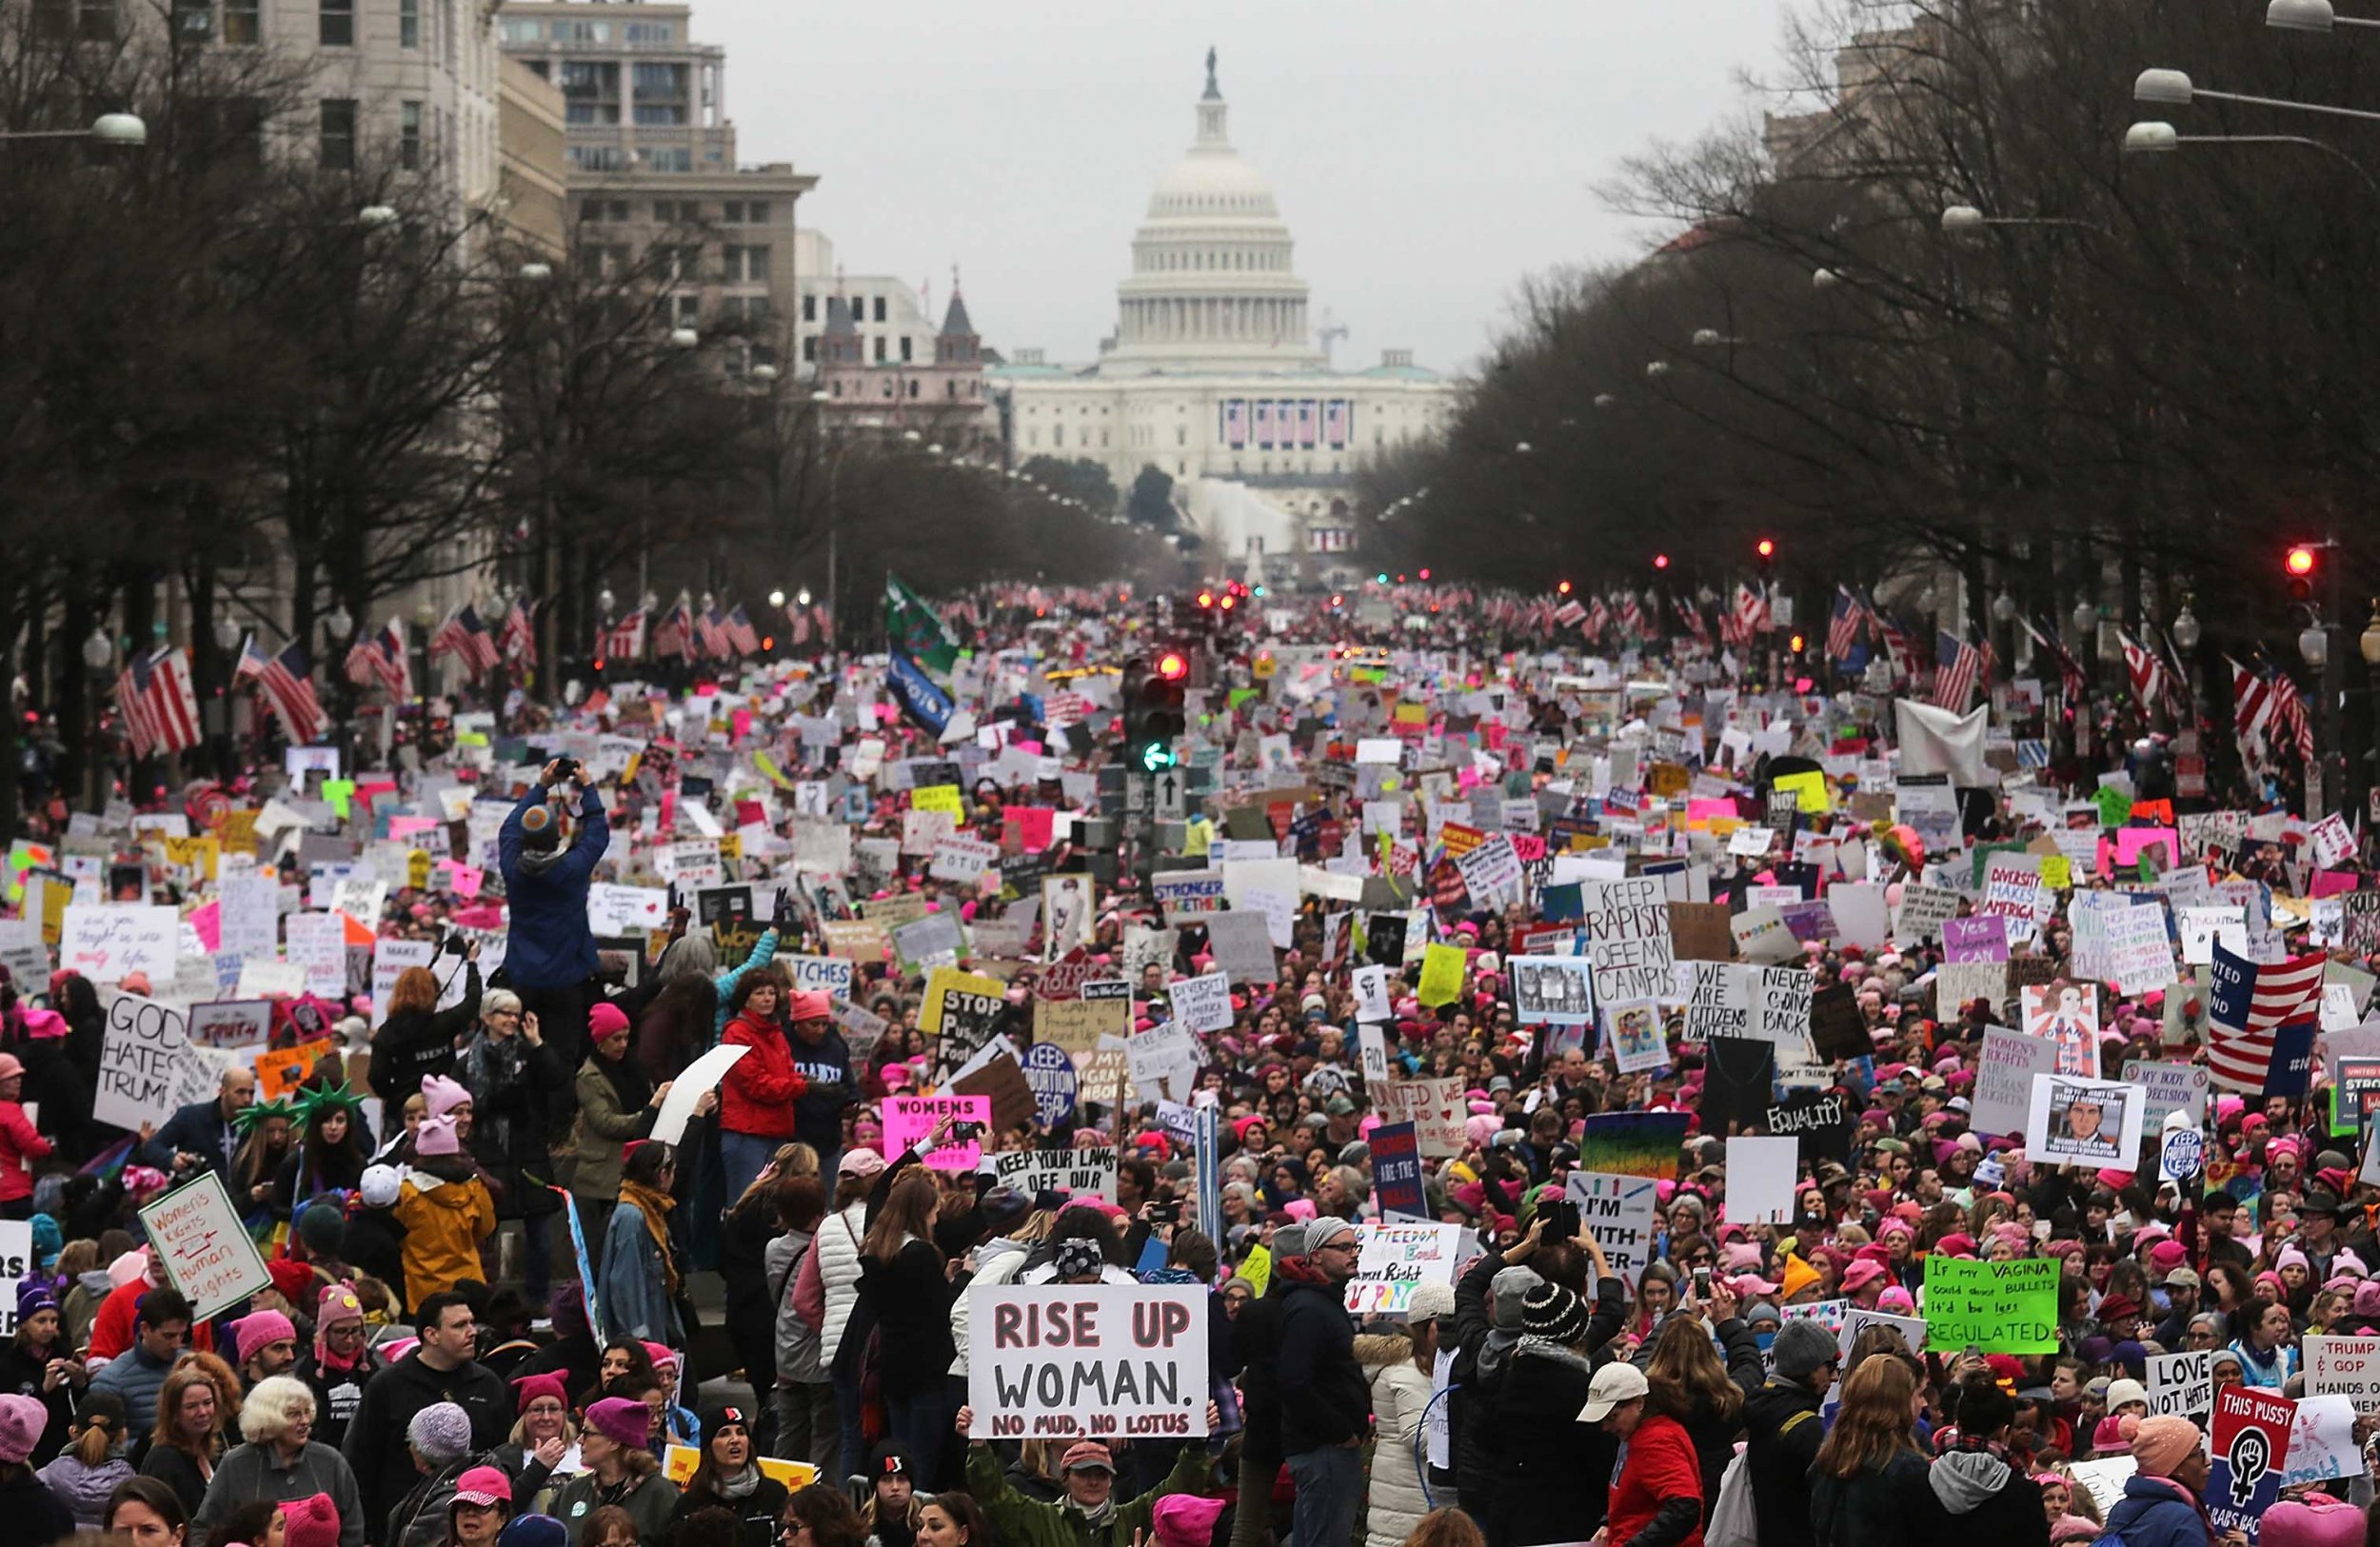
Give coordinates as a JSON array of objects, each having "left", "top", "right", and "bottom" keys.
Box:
[
  {"left": 80, "top": 628, "right": 112, "bottom": 812},
  {"left": 412, "top": 600, "right": 438, "bottom": 744},
  {"left": 0, "top": 112, "right": 147, "bottom": 146}
]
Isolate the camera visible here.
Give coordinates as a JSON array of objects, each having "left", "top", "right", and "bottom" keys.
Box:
[
  {"left": 549, "top": 757, "right": 580, "bottom": 783},
  {"left": 442, "top": 934, "right": 470, "bottom": 958},
  {"left": 949, "top": 1121, "right": 985, "bottom": 1144},
  {"left": 1540, "top": 1199, "right": 1580, "bottom": 1243},
  {"left": 1148, "top": 1200, "right": 1182, "bottom": 1224}
]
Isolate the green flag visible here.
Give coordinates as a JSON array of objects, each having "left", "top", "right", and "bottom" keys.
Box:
[{"left": 883, "top": 573, "right": 961, "bottom": 676}]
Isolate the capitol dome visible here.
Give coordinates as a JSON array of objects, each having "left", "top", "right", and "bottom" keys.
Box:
[{"left": 1103, "top": 51, "right": 1324, "bottom": 377}]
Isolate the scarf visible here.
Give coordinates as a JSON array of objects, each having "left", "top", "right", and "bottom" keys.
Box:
[
  {"left": 619, "top": 1179, "right": 682, "bottom": 1297},
  {"left": 1064, "top": 1494, "right": 1118, "bottom": 1530},
  {"left": 593, "top": 1046, "right": 653, "bottom": 1119},
  {"left": 715, "top": 1465, "right": 762, "bottom": 1502}
]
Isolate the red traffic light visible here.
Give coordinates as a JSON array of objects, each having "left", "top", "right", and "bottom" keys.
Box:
[
  {"left": 1196, "top": 589, "right": 1215, "bottom": 607},
  {"left": 1418, "top": 567, "right": 1432, "bottom": 581},
  {"left": 2287, "top": 545, "right": 2317, "bottom": 577},
  {"left": 1789, "top": 633, "right": 1807, "bottom": 653},
  {"left": 1557, "top": 581, "right": 1573, "bottom": 595},
  {"left": 1218, "top": 594, "right": 1235, "bottom": 610},
  {"left": 1755, "top": 538, "right": 1776, "bottom": 560},
  {"left": 1653, "top": 553, "right": 1671, "bottom": 570},
  {"left": 1157, "top": 651, "right": 1188, "bottom": 681}
]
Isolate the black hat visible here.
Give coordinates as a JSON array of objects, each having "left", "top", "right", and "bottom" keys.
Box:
[
  {"left": 868, "top": 1442, "right": 915, "bottom": 1479},
  {"left": 700, "top": 1404, "right": 750, "bottom": 1440},
  {"left": 1521, "top": 1280, "right": 1587, "bottom": 1343}
]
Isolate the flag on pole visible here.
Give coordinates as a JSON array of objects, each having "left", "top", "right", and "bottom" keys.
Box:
[
  {"left": 235, "top": 636, "right": 327, "bottom": 745},
  {"left": 1732, "top": 584, "right": 1768, "bottom": 641},
  {"left": 884, "top": 573, "right": 961, "bottom": 676},
  {"left": 601, "top": 608, "right": 647, "bottom": 663},
  {"left": 695, "top": 607, "right": 735, "bottom": 660},
  {"left": 1826, "top": 586, "right": 1867, "bottom": 663},
  {"left": 1932, "top": 630, "right": 1981, "bottom": 711},
  {"left": 2119, "top": 631, "right": 2167, "bottom": 711},
  {"left": 2024, "top": 615, "right": 2089, "bottom": 704},
  {"left": 886, "top": 651, "right": 954, "bottom": 735},
  {"left": 651, "top": 604, "right": 692, "bottom": 661},
  {"left": 499, "top": 599, "right": 538, "bottom": 668},
  {"left": 428, "top": 605, "right": 501, "bottom": 678},
  {"left": 118, "top": 648, "right": 202, "bottom": 756},
  {"left": 724, "top": 605, "right": 761, "bottom": 656}
]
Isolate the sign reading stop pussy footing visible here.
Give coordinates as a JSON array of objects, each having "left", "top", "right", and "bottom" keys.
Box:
[{"left": 968, "top": 1283, "right": 1210, "bottom": 1439}]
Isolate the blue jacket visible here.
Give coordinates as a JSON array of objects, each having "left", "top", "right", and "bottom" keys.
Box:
[
  {"left": 599, "top": 1196, "right": 681, "bottom": 1348},
  {"left": 140, "top": 1100, "right": 236, "bottom": 1181},
  {"left": 714, "top": 928, "right": 782, "bottom": 1039},
  {"left": 2101, "top": 1475, "right": 2212, "bottom": 1547},
  {"left": 89, "top": 1343, "right": 180, "bottom": 1435},
  {"left": 498, "top": 784, "right": 607, "bottom": 990}
]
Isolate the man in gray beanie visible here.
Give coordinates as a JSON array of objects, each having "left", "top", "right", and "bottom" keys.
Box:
[
  {"left": 1744, "top": 1318, "right": 1839, "bottom": 1547},
  {"left": 1226, "top": 1222, "right": 1307, "bottom": 1547},
  {"left": 387, "top": 1401, "right": 480, "bottom": 1547}
]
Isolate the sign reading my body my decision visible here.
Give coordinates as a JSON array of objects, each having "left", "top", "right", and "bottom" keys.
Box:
[{"left": 1922, "top": 1256, "right": 2061, "bottom": 1353}]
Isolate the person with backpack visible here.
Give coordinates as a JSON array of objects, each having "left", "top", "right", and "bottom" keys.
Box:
[
  {"left": 1734, "top": 1319, "right": 1833, "bottom": 1547},
  {"left": 1927, "top": 1373, "right": 2047, "bottom": 1547},
  {"left": 2098, "top": 1415, "right": 2248, "bottom": 1547}
]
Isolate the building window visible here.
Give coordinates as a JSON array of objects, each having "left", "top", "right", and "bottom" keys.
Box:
[
  {"left": 554, "top": 19, "right": 609, "bottom": 40},
  {"left": 641, "top": 147, "right": 691, "bottom": 172},
  {"left": 498, "top": 15, "right": 540, "bottom": 40},
  {"left": 625, "top": 21, "right": 672, "bottom": 41},
  {"left": 1054, "top": 426, "right": 1064, "bottom": 447},
  {"left": 400, "top": 101, "right": 423, "bottom": 168},
  {"left": 723, "top": 245, "right": 767, "bottom": 283},
  {"left": 319, "top": 98, "right": 357, "bottom": 169},
  {"left": 634, "top": 103, "right": 687, "bottom": 127},
  {"left": 900, "top": 336, "right": 913, "bottom": 363},
  {"left": 872, "top": 297, "right": 886, "bottom": 323},
  {"left": 319, "top": 0, "right": 351, "bottom": 45},
  {"left": 220, "top": 0, "right": 259, "bottom": 42},
  {"left": 568, "top": 145, "right": 628, "bottom": 171},
  {"left": 946, "top": 380, "right": 957, "bottom": 399},
  {"left": 803, "top": 337, "right": 819, "bottom": 362},
  {"left": 1178, "top": 426, "right": 1187, "bottom": 446},
  {"left": 674, "top": 295, "right": 700, "bottom": 326},
  {"left": 908, "top": 380, "right": 920, "bottom": 398},
  {"left": 873, "top": 337, "right": 885, "bottom": 364},
  {"left": 399, "top": 0, "right": 419, "bottom": 47},
  {"left": 802, "top": 294, "right": 817, "bottom": 323}
]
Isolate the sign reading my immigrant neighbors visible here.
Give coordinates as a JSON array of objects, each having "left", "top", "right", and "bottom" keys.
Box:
[
  {"left": 1922, "top": 1257, "right": 2061, "bottom": 1353},
  {"left": 967, "top": 1283, "right": 1211, "bottom": 1439}
]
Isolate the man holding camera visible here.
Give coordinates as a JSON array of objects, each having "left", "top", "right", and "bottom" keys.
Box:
[{"left": 499, "top": 758, "right": 609, "bottom": 1084}]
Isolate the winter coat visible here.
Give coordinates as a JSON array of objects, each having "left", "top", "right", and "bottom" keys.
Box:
[
  {"left": 669, "top": 1470, "right": 790, "bottom": 1547},
  {"left": 367, "top": 963, "right": 484, "bottom": 1105},
  {"left": 1811, "top": 1450, "right": 1935, "bottom": 1547},
  {"left": 550, "top": 1467, "right": 682, "bottom": 1545},
  {"left": 816, "top": 1200, "right": 872, "bottom": 1366},
  {"left": 1356, "top": 1338, "right": 1433, "bottom": 1547},
  {"left": 568, "top": 1054, "right": 659, "bottom": 1204},
  {"left": 88, "top": 1342, "right": 177, "bottom": 1436},
  {"left": 0, "top": 1100, "right": 50, "bottom": 1204},
  {"left": 338, "top": 1349, "right": 509, "bottom": 1533},
  {"left": 293, "top": 1345, "right": 382, "bottom": 1452},
  {"left": 599, "top": 1195, "right": 683, "bottom": 1346},
  {"left": 951, "top": 1236, "right": 1031, "bottom": 1377},
  {"left": 197, "top": 1440, "right": 367, "bottom": 1547},
  {"left": 1488, "top": 1340, "right": 1616, "bottom": 1547},
  {"left": 456, "top": 1027, "right": 566, "bottom": 1219},
  {"left": 1275, "top": 1275, "right": 1369, "bottom": 1455},
  {"left": 720, "top": 1012, "right": 808, "bottom": 1140},
  {"left": 767, "top": 1228, "right": 824, "bottom": 1384},
  {"left": 393, "top": 1168, "right": 497, "bottom": 1312},
  {"left": 2097, "top": 1474, "right": 2217, "bottom": 1547},
  {"left": 964, "top": 1437, "right": 1208, "bottom": 1547},
  {"left": 0, "top": 1465, "right": 75, "bottom": 1547},
  {"left": 713, "top": 928, "right": 782, "bottom": 1039},
  {"left": 0, "top": 1339, "right": 73, "bottom": 1465},
  {"left": 785, "top": 1024, "right": 855, "bottom": 1156},
  {"left": 387, "top": 1454, "right": 479, "bottom": 1547},
  {"left": 499, "top": 783, "right": 607, "bottom": 991},
  {"left": 1928, "top": 1444, "right": 2049, "bottom": 1547},
  {"left": 1608, "top": 1412, "right": 1707, "bottom": 1547},
  {"left": 1742, "top": 1378, "right": 1827, "bottom": 1547},
  {"left": 37, "top": 1451, "right": 134, "bottom": 1527},
  {"left": 721, "top": 1191, "right": 782, "bottom": 1395},
  {"left": 1632, "top": 1313, "right": 1766, "bottom": 1522},
  {"left": 857, "top": 1236, "right": 956, "bottom": 1398}
]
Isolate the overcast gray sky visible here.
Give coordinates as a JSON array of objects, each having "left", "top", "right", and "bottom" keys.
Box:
[{"left": 703, "top": 1, "right": 1800, "bottom": 376}]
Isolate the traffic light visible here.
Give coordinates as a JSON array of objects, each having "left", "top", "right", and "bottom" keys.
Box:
[
  {"left": 1653, "top": 553, "right": 1671, "bottom": 571},
  {"left": 1125, "top": 653, "right": 1187, "bottom": 772},
  {"left": 2287, "top": 545, "right": 2318, "bottom": 603},
  {"left": 1788, "top": 632, "right": 1807, "bottom": 654},
  {"left": 1557, "top": 580, "right": 1573, "bottom": 595},
  {"left": 1755, "top": 537, "right": 1777, "bottom": 569}
]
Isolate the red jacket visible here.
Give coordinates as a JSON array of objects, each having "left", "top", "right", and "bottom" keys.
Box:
[
  {"left": 0, "top": 1101, "right": 49, "bottom": 1204},
  {"left": 720, "top": 1014, "right": 809, "bottom": 1140},
  {"left": 1606, "top": 1413, "right": 1705, "bottom": 1547}
]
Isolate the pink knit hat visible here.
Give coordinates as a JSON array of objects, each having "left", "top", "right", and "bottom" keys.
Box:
[{"left": 2124, "top": 1414, "right": 2202, "bottom": 1478}]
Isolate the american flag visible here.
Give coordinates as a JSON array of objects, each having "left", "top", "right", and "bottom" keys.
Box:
[
  {"left": 1874, "top": 610, "right": 1923, "bottom": 686},
  {"left": 2120, "top": 631, "right": 2167, "bottom": 711},
  {"left": 1616, "top": 592, "right": 1645, "bottom": 641},
  {"left": 1045, "top": 691, "right": 1092, "bottom": 724},
  {"left": 1733, "top": 583, "right": 1768, "bottom": 641},
  {"left": 1552, "top": 599, "right": 1586, "bottom": 628},
  {"left": 2025, "top": 615, "right": 2090, "bottom": 704},
  {"left": 235, "top": 636, "right": 327, "bottom": 745},
  {"left": 1826, "top": 586, "right": 1867, "bottom": 663},
  {"left": 724, "top": 605, "right": 761, "bottom": 655},
  {"left": 2207, "top": 941, "right": 2327, "bottom": 1093},
  {"left": 1674, "top": 596, "right": 1710, "bottom": 645},
  {"left": 2270, "top": 668, "right": 2314, "bottom": 764},
  {"left": 428, "top": 605, "right": 501, "bottom": 678},
  {"left": 695, "top": 606, "right": 736, "bottom": 659},
  {"left": 1581, "top": 596, "right": 1610, "bottom": 644},
  {"left": 602, "top": 608, "right": 647, "bottom": 663},
  {"left": 116, "top": 647, "right": 202, "bottom": 757},
  {"left": 651, "top": 604, "right": 692, "bottom": 661},
  {"left": 1933, "top": 630, "right": 1981, "bottom": 711},
  {"left": 499, "top": 599, "right": 538, "bottom": 668},
  {"left": 344, "top": 621, "right": 411, "bottom": 699}
]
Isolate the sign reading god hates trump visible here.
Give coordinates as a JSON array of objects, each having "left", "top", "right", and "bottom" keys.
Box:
[{"left": 967, "top": 1283, "right": 1210, "bottom": 1440}]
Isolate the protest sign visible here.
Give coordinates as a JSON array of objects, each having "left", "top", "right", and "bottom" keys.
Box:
[
  {"left": 990, "top": 1146, "right": 1118, "bottom": 1200},
  {"left": 885, "top": 1093, "right": 993, "bottom": 1169},
  {"left": 255, "top": 1037, "right": 336, "bottom": 1102},
  {"left": 2207, "top": 1386, "right": 2295, "bottom": 1542},
  {"left": 1581, "top": 876, "right": 1675, "bottom": 1003},
  {"left": 2021, "top": 982, "right": 2103, "bottom": 1079},
  {"left": 921, "top": 968, "right": 1005, "bottom": 1074},
  {"left": 1152, "top": 872, "right": 1225, "bottom": 923},
  {"left": 1169, "top": 972, "right": 1236, "bottom": 1035},
  {"left": 1510, "top": 956, "right": 1596, "bottom": 1023},
  {"left": 60, "top": 903, "right": 177, "bottom": 983},
  {"left": 1020, "top": 1042, "right": 1078, "bottom": 1126},
  {"left": 1353, "top": 964, "right": 1393, "bottom": 1023},
  {"left": 1684, "top": 962, "right": 1752, "bottom": 1043},
  {"left": 2147, "top": 1349, "right": 2212, "bottom": 1418},
  {"left": 1971, "top": 1027, "right": 2057, "bottom": 1140},
  {"left": 1342, "top": 1220, "right": 1466, "bottom": 1319},
  {"left": 783, "top": 955, "right": 857, "bottom": 999},
  {"left": 1837, "top": 1307, "right": 1927, "bottom": 1357},
  {"left": 1722, "top": 1137, "right": 1797, "bottom": 1223},
  {"left": 95, "top": 991, "right": 206, "bottom": 1133},
  {"left": 1565, "top": 1170, "right": 1658, "bottom": 1279},
  {"left": 137, "top": 1171, "right": 273, "bottom": 1320},
  {"left": 2027, "top": 1075, "right": 2146, "bottom": 1170},
  {"left": 1755, "top": 966, "right": 1814, "bottom": 1059},
  {"left": 2306, "top": 1334, "right": 2380, "bottom": 1406},
  {"left": 1378, "top": 1077, "right": 1467, "bottom": 1158},
  {"left": 966, "top": 1282, "right": 1210, "bottom": 1438},
  {"left": 2279, "top": 1395, "right": 2364, "bottom": 1489},
  {"left": 1579, "top": 1112, "right": 1690, "bottom": 1180},
  {"left": 1204, "top": 910, "right": 1279, "bottom": 985},
  {"left": 1034, "top": 996, "right": 1126, "bottom": 1057},
  {"left": 1764, "top": 1091, "right": 1854, "bottom": 1163},
  {"left": 188, "top": 1000, "right": 272, "bottom": 1051},
  {"left": 2122, "top": 1060, "right": 2210, "bottom": 1134},
  {"left": 1125, "top": 1021, "right": 1200, "bottom": 1102},
  {"left": 1923, "top": 1257, "right": 2060, "bottom": 1352},
  {"left": 1370, "top": 1122, "right": 1427, "bottom": 1219}
]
